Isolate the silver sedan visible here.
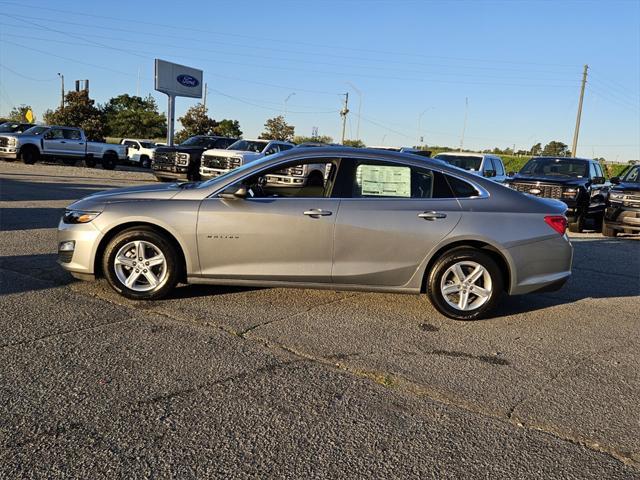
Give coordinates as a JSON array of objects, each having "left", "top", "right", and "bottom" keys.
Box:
[{"left": 57, "top": 147, "right": 573, "bottom": 320}]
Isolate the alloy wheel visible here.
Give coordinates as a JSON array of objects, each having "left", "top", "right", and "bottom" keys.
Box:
[
  {"left": 440, "top": 261, "right": 493, "bottom": 311},
  {"left": 113, "top": 240, "right": 167, "bottom": 292}
]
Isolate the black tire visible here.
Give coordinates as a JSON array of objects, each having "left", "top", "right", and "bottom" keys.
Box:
[
  {"left": 62, "top": 158, "right": 77, "bottom": 166},
  {"left": 426, "top": 248, "right": 504, "bottom": 321},
  {"left": 155, "top": 176, "right": 173, "bottom": 182},
  {"left": 568, "top": 213, "right": 584, "bottom": 233},
  {"left": 21, "top": 146, "right": 39, "bottom": 165},
  {"left": 102, "top": 227, "right": 180, "bottom": 300},
  {"left": 140, "top": 155, "right": 151, "bottom": 169},
  {"left": 102, "top": 153, "right": 117, "bottom": 170},
  {"left": 85, "top": 158, "right": 97, "bottom": 168},
  {"left": 602, "top": 223, "right": 617, "bottom": 237},
  {"left": 307, "top": 171, "right": 324, "bottom": 187}
]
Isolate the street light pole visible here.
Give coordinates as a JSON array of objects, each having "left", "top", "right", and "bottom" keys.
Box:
[
  {"left": 417, "top": 107, "right": 433, "bottom": 145},
  {"left": 57, "top": 73, "right": 64, "bottom": 111}
]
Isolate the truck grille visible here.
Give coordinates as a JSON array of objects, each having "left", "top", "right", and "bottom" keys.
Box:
[
  {"left": 202, "top": 155, "right": 241, "bottom": 170},
  {"left": 152, "top": 151, "right": 177, "bottom": 170},
  {"left": 511, "top": 182, "right": 563, "bottom": 199},
  {"left": 0, "top": 137, "right": 9, "bottom": 147}
]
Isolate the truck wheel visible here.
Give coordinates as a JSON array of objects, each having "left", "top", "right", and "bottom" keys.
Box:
[
  {"left": 602, "top": 223, "right": 617, "bottom": 237},
  {"left": 85, "top": 158, "right": 97, "bottom": 168},
  {"left": 568, "top": 214, "right": 584, "bottom": 233},
  {"left": 102, "top": 153, "right": 117, "bottom": 170},
  {"left": 140, "top": 155, "right": 151, "bottom": 169},
  {"left": 21, "top": 146, "right": 39, "bottom": 165}
]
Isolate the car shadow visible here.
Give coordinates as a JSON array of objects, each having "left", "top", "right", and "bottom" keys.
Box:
[
  {"left": 0, "top": 253, "right": 75, "bottom": 295},
  {"left": 0, "top": 177, "right": 132, "bottom": 202},
  {"left": 1, "top": 207, "right": 65, "bottom": 230}
]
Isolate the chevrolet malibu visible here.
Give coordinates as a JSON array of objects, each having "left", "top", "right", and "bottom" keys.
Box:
[{"left": 58, "top": 147, "right": 573, "bottom": 320}]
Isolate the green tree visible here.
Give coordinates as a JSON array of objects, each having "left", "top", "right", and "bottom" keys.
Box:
[
  {"left": 259, "top": 115, "right": 294, "bottom": 141},
  {"left": 8, "top": 105, "right": 34, "bottom": 122},
  {"left": 103, "top": 94, "right": 166, "bottom": 138},
  {"left": 542, "top": 141, "right": 571, "bottom": 157},
  {"left": 343, "top": 139, "right": 366, "bottom": 147},
  {"left": 214, "top": 119, "right": 242, "bottom": 138},
  {"left": 530, "top": 142, "right": 542, "bottom": 156},
  {"left": 43, "top": 90, "right": 106, "bottom": 141},
  {"left": 293, "top": 135, "right": 334, "bottom": 144},
  {"left": 175, "top": 103, "right": 217, "bottom": 144}
]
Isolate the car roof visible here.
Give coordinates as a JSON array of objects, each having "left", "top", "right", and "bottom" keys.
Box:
[
  {"left": 531, "top": 156, "right": 592, "bottom": 162},
  {"left": 435, "top": 151, "right": 492, "bottom": 158}
]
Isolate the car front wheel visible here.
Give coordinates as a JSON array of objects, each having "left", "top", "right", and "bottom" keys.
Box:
[
  {"left": 427, "top": 248, "right": 503, "bottom": 320},
  {"left": 102, "top": 227, "right": 180, "bottom": 300}
]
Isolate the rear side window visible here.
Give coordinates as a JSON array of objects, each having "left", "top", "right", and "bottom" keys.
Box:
[
  {"left": 63, "top": 129, "right": 81, "bottom": 140},
  {"left": 494, "top": 158, "right": 505, "bottom": 176},
  {"left": 484, "top": 157, "right": 495, "bottom": 173},
  {"left": 444, "top": 175, "right": 480, "bottom": 198}
]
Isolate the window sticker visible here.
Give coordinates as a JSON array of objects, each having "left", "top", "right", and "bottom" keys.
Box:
[{"left": 357, "top": 165, "right": 411, "bottom": 197}]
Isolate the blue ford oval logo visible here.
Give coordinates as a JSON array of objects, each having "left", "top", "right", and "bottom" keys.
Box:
[{"left": 177, "top": 74, "right": 199, "bottom": 88}]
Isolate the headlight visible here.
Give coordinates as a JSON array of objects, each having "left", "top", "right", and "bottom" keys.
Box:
[
  {"left": 176, "top": 153, "right": 190, "bottom": 166},
  {"left": 562, "top": 188, "right": 578, "bottom": 198},
  {"left": 8, "top": 137, "right": 17, "bottom": 146},
  {"left": 609, "top": 192, "right": 625, "bottom": 202},
  {"left": 63, "top": 210, "right": 101, "bottom": 224}
]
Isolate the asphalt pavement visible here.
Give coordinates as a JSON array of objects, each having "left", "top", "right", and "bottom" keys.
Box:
[{"left": 1, "top": 161, "right": 639, "bottom": 479}]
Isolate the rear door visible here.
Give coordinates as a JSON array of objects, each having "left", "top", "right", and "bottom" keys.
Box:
[
  {"left": 331, "top": 159, "right": 462, "bottom": 286},
  {"left": 61, "top": 128, "right": 85, "bottom": 156}
]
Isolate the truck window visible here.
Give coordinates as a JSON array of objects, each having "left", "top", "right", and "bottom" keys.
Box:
[
  {"left": 494, "top": 158, "right": 505, "bottom": 176},
  {"left": 46, "top": 128, "right": 64, "bottom": 140},
  {"left": 63, "top": 129, "right": 82, "bottom": 140}
]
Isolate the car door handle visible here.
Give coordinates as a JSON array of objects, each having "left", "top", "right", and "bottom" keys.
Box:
[
  {"left": 303, "top": 209, "right": 332, "bottom": 217},
  {"left": 418, "top": 211, "right": 447, "bottom": 220}
]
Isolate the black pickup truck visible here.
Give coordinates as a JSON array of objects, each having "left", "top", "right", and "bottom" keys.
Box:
[
  {"left": 603, "top": 164, "right": 640, "bottom": 237},
  {"left": 151, "top": 135, "right": 238, "bottom": 182},
  {"left": 506, "top": 157, "right": 608, "bottom": 232}
]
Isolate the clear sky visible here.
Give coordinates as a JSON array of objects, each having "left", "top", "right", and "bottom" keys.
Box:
[{"left": 0, "top": 0, "right": 638, "bottom": 159}]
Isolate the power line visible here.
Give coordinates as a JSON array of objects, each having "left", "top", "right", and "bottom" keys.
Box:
[{"left": 0, "top": 63, "right": 56, "bottom": 82}]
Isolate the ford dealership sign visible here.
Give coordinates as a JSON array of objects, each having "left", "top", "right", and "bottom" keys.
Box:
[
  {"left": 155, "top": 59, "right": 203, "bottom": 98},
  {"left": 177, "top": 74, "right": 199, "bottom": 88}
]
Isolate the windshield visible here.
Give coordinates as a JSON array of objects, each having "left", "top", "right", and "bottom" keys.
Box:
[
  {"left": 21, "top": 126, "right": 48, "bottom": 136},
  {"left": 139, "top": 141, "right": 155, "bottom": 148},
  {"left": 0, "top": 123, "right": 22, "bottom": 133},
  {"left": 621, "top": 165, "right": 640, "bottom": 183},
  {"left": 519, "top": 158, "right": 588, "bottom": 178},
  {"left": 434, "top": 154, "right": 483, "bottom": 171},
  {"left": 180, "top": 136, "right": 212, "bottom": 147},
  {"left": 228, "top": 139, "right": 268, "bottom": 153}
]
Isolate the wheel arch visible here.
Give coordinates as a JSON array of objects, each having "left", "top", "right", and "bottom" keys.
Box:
[
  {"left": 419, "top": 239, "right": 512, "bottom": 294},
  {"left": 94, "top": 222, "right": 188, "bottom": 281}
]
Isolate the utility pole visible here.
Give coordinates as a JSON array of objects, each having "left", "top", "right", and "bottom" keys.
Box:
[
  {"left": 340, "top": 92, "right": 349, "bottom": 145},
  {"left": 346, "top": 82, "right": 362, "bottom": 140},
  {"left": 57, "top": 73, "right": 64, "bottom": 111},
  {"left": 203, "top": 83, "right": 208, "bottom": 108},
  {"left": 571, "top": 64, "right": 588, "bottom": 157},
  {"left": 459, "top": 97, "right": 468, "bottom": 152}
]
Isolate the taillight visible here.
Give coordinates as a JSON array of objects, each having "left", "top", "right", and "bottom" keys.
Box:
[{"left": 544, "top": 215, "right": 567, "bottom": 235}]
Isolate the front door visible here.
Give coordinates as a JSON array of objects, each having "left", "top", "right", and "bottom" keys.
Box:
[
  {"left": 42, "top": 127, "right": 66, "bottom": 156},
  {"left": 331, "top": 159, "right": 462, "bottom": 286},
  {"left": 196, "top": 157, "right": 341, "bottom": 282}
]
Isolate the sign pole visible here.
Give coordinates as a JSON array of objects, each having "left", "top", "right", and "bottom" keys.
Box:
[{"left": 167, "top": 94, "right": 175, "bottom": 146}]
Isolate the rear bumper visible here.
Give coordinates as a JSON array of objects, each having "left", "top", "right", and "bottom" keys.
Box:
[{"left": 507, "top": 234, "right": 573, "bottom": 295}]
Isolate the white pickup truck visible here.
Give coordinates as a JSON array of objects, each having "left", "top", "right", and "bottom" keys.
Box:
[
  {"left": 120, "top": 138, "right": 157, "bottom": 168},
  {"left": 200, "top": 139, "right": 295, "bottom": 178},
  {"left": 0, "top": 125, "right": 127, "bottom": 169}
]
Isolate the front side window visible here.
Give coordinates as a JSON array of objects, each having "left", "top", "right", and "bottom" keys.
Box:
[
  {"left": 494, "top": 158, "right": 505, "bottom": 176},
  {"left": 622, "top": 165, "right": 640, "bottom": 183},
  {"left": 228, "top": 139, "right": 269, "bottom": 153},
  {"left": 484, "top": 157, "right": 496, "bottom": 174},
  {"left": 434, "top": 154, "right": 483, "bottom": 172}
]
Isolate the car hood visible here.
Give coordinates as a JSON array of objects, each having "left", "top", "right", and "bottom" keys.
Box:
[
  {"left": 510, "top": 175, "right": 588, "bottom": 187},
  {"left": 67, "top": 182, "right": 182, "bottom": 211},
  {"left": 611, "top": 182, "right": 640, "bottom": 192}
]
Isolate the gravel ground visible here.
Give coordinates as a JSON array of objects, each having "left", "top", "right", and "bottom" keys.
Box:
[{"left": 1, "top": 161, "right": 639, "bottom": 479}]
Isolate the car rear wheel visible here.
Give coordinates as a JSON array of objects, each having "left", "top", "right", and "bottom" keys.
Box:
[
  {"left": 140, "top": 155, "right": 151, "bottom": 169},
  {"left": 102, "top": 153, "right": 117, "bottom": 170},
  {"left": 427, "top": 248, "right": 503, "bottom": 320},
  {"left": 103, "top": 228, "right": 180, "bottom": 300},
  {"left": 602, "top": 223, "right": 617, "bottom": 237}
]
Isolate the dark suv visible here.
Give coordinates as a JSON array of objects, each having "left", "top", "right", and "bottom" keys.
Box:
[
  {"left": 603, "top": 164, "right": 640, "bottom": 237},
  {"left": 151, "top": 135, "right": 237, "bottom": 182},
  {"left": 507, "top": 157, "right": 607, "bottom": 232}
]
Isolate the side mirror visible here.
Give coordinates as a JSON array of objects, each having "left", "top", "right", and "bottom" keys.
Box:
[
  {"left": 508, "top": 171, "right": 516, "bottom": 177},
  {"left": 592, "top": 176, "right": 606, "bottom": 185},
  {"left": 219, "top": 185, "right": 247, "bottom": 199},
  {"left": 610, "top": 176, "right": 620, "bottom": 184},
  {"left": 132, "top": 144, "right": 140, "bottom": 150},
  {"left": 484, "top": 169, "right": 496, "bottom": 178}
]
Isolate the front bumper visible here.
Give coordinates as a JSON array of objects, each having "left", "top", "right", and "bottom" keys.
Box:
[
  {"left": 152, "top": 168, "right": 189, "bottom": 180},
  {"left": 507, "top": 234, "right": 573, "bottom": 295},
  {"left": 57, "top": 219, "right": 103, "bottom": 279},
  {"left": 0, "top": 146, "right": 18, "bottom": 159},
  {"left": 200, "top": 167, "right": 229, "bottom": 179},
  {"left": 265, "top": 174, "right": 307, "bottom": 187},
  {"left": 604, "top": 205, "right": 640, "bottom": 231}
]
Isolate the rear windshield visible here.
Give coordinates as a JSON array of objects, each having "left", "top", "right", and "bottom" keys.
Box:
[
  {"left": 434, "top": 154, "right": 483, "bottom": 171},
  {"left": 520, "top": 158, "right": 588, "bottom": 178}
]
